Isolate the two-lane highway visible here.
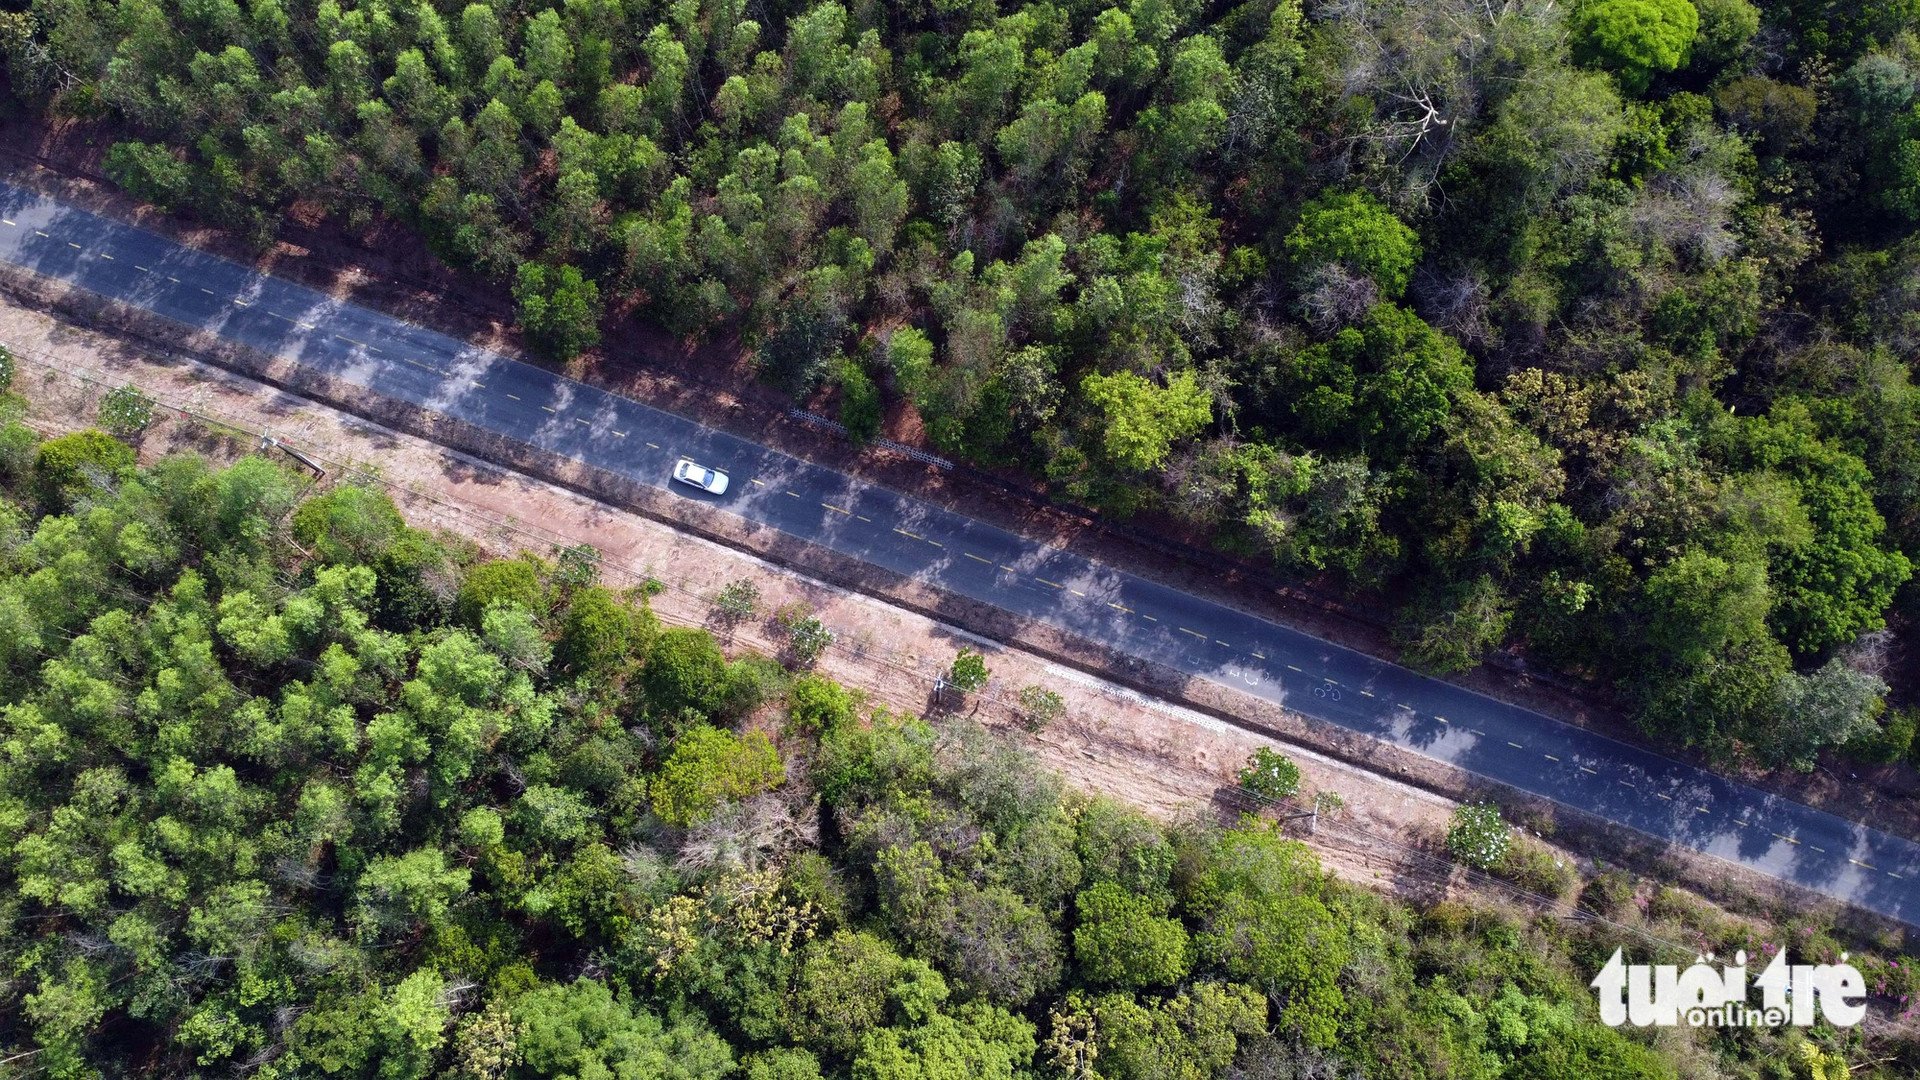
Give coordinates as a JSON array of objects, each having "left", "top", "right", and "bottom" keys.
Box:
[{"left": 4, "top": 179, "right": 1918, "bottom": 923}]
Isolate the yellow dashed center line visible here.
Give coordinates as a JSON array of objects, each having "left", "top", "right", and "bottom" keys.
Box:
[
  {"left": 1286, "top": 664, "right": 1304, "bottom": 673},
  {"left": 134, "top": 265, "right": 150, "bottom": 272},
  {"left": 1696, "top": 806, "right": 1711, "bottom": 814},
  {"left": 539, "top": 405, "right": 557, "bottom": 414},
  {"left": 1067, "top": 587, "right": 1086, "bottom": 596},
  {"left": 1775, "top": 834, "right": 1800, "bottom": 845},
  {"left": 1, "top": 218, "right": 14, "bottom": 225},
  {"left": 1654, "top": 792, "right": 1673, "bottom": 801},
  {"left": 1736, "top": 819, "right": 1752, "bottom": 828},
  {"left": 99, "top": 252, "right": 113, "bottom": 260},
  {"left": 1436, "top": 716, "right": 1450, "bottom": 725},
  {"left": 646, "top": 442, "right": 660, "bottom": 449},
  {"left": 67, "top": 241, "right": 79, "bottom": 249},
  {"left": 856, "top": 515, "right": 873, "bottom": 522},
  {"left": 167, "top": 276, "right": 181, "bottom": 283},
  {"left": 1000, "top": 564, "right": 1020, "bottom": 573},
  {"left": 1359, "top": 689, "right": 1376, "bottom": 698},
  {"left": 1178, "top": 627, "right": 1207, "bottom": 640},
  {"left": 1618, "top": 780, "right": 1636, "bottom": 789},
  {"left": 1506, "top": 741, "right": 1523, "bottom": 749},
  {"left": 823, "top": 503, "right": 852, "bottom": 515},
  {"left": 1543, "top": 753, "right": 1559, "bottom": 761},
  {"left": 406, "top": 359, "right": 434, "bottom": 371},
  {"left": 1578, "top": 766, "right": 1599, "bottom": 775},
  {"left": 1251, "top": 651, "right": 1266, "bottom": 660},
  {"left": 1141, "top": 614, "right": 1158, "bottom": 622},
  {"left": 1108, "top": 602, "right": 1133, "bottom": 613},
  {"left": 613, "top": 430, "right": 628, "bottom": 438},
  {"left": 1035, "top": 577, "right": 1063, "bottom": 589},
  {"left": 504, "top": 393, "right": 520, "bottom": 400},
  {"left": 202, "top": 287, "right": 217, "bottom": 295},
  {"left": 964, "top": 553, "right": 993, "bottom": 564},
  {"left": 1809, "top": 845, "right": 1826, "bottom": 853},
  {"left": 1888, "top": 871, "right": 1904, "bottom": 880},
  {"left": 1851, "top": 859, "right": 1877, "bottom": 870},
  {"left": 573, "top": 418, "right": 591, "bottom": 428},
  {"left": 896, "top": 528, "right": 924, "bottom": 540},
  {"left": 786, "top": 490, "right": 802, "bottom": 499},
  {"left": 748, "top": 479, "right": 765, "bottom": 487},
  {"left": 1215, "top": 639, "right": 1232, "bottom": 648},
  {"left": 925, "top": 539, "right": 944, "bottom": 548}
]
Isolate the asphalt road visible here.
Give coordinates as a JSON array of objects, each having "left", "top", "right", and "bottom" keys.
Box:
[{"left": 4, "top": 180, "right": 1918, "bottom": 926}]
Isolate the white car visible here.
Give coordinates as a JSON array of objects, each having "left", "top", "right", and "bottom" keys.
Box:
[{"left": 673, "top": 458, "right": 729, "bottom": 495}]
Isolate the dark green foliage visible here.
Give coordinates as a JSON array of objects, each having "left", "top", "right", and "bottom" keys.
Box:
[
  {"left": 640, "top": 627, "right": 730, "bottom": 722},
  {"left": 513, "top": 263, "right": 602, "bottom": 360}
]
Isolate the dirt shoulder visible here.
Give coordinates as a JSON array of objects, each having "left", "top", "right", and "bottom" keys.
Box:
[{"left": 8, "top": 286, "right": 1909, "bottom": 949}]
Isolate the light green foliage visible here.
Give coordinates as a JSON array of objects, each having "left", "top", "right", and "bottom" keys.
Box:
[
  {"left": 292, "top": 484, "right": 406, "bottom": 566},
  {"left": 1447, "top": 803, "right": 1512, "bottom": 871},
  {"left": 1071, "top": 883, "right": 1191, "bottom": 988},
  {"left": 1088, "top": 982, "right": 1266, "bottom": 1080},
  {"left": 1284, "top": 191, "right": 1422, "bottom": 298},
  {"left": 850, "top": 1002, "right": 1037, "bottom": 1080},
  {"left": 787, "top": 674, "right": 864, "bottom": 734},
  {"left": 713, "top": 578, "right": 761, "bottom": 625},
  {"left": 98, "top": 383, "right": 157, "bottom": 438},
  {"left": 648, "top": 723, "right": 785, "bottom": 826},
  {"left": 643, "top": 627, "right": 731, "bottom": 722},
  {"left": 33, "top": 429, "right": 136, "bottom": 510},
  {"left": 1570, "top": 0, "right": 1701, "bottom": 92},
  {"left": 1079, "top": 369, "right": 1212, "bottom": 472},
  {"left": 513, "top": 979, "right": 734, "bottom": 1079},
  {"left": 457, "top": 557, "right": 546, "bottom": 629}
]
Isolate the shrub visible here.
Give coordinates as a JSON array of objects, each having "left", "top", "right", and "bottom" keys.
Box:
[
  {"left": 1497, "top": 840, "right": 1577, "bottom": 901},
  {"left": 713, "top": 579, "right": 760, "bottom": 625},
  {"left": 98, "top": 384, "right": 157, "bottom": 438},
  {"left": 641, "top": 627, "right": 730, "bottom": 722},
  {"left": 788, "top": 674, "right": 865, "bottom": 735},
  {"left": 947, "top": 647, "right": 991, "bottom": 693},
  {"left": 774, "top": 603, "right": 834, "bottom": 667},
  {"left": 1446, "top": 803, "right": 1511, "bottom": 871},
  {"left": 837, "top": 357, "right": 883, "bottom": 444},
  {"left": 1581, "top": 868, "right": 1638, "bottom": 916},
  {"left": 1015, "top": 684, "right": 1065, "bottom": 731},
  {"left": 1283, "top": 190, "right": 1422, "bottom": 298},
  {"left": 649, "top": 723, "right": 786, "bottom": 826},
  {"left": 0, "top": 344, "right": 15, "bottom": 391},
  {"left": 1238, "top": 748, "right": 1302, "bottom": 802}
]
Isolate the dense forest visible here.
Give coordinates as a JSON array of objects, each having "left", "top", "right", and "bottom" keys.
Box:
[
  {"left": 2, "top": 393, "right": 1915, "bottom": 1076},
  {"left": 0, "top": 0, "right": 1917, "bottom": 769}
]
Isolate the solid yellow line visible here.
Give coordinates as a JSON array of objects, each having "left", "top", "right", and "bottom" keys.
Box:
[{"left": 965, "top": 553, "right": 993, "bottom": 564}]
